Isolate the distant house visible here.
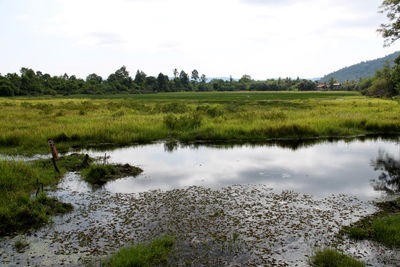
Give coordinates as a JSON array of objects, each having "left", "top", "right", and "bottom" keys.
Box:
[
  {"left": 317, "top": 84, "right": 327, "bottom": 90},
  {"left": 333, "top": 83, "right": 342, "bottom": 88}
]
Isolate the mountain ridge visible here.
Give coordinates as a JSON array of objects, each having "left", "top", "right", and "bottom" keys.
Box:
[{"left": 320, "top": 51, "right": 400, "bottom": 82}]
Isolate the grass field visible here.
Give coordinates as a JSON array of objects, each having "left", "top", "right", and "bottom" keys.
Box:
[{"left": 0, "top": 91, "right": 399, "bottom": 155}]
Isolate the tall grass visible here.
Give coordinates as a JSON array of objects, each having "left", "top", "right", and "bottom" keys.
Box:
[{"left": 0, "top": 92, "right": 399, "bottom": 155}]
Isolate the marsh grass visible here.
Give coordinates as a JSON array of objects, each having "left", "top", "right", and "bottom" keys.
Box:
[
  {"left": 0, "top": 160, "right": 73, "bottom": 235},
  {"left": 82, "top": 163, "right": 143, "bottom": 185},
  {"left": 311, "top": 248, "right": 365, "bottom": 267},
  {"left": 343, "top": 198, "right": 400, "bottom": 248},
  {"left": 0, "top": 92, "right": 399, "bottom": 155},
  {"left": 0, "top": 155, "right": 88, "bottom": 235},
  {"left": 103, "top": 235, "right": 175, "bottom": 267}
]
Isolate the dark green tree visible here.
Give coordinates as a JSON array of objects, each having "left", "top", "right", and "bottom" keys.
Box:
[
  {"left": 378, "top": 0, "right": 400, "bottom": 46},
  {"left": 191, "top": 69, "right": 199, "bottom": 82}
]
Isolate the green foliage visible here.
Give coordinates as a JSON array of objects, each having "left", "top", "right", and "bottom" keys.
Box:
[
  {"left": 311, "top": 248, "right": 365, "bottom": 267},
  {"left": 81, "top": 163, "right": 142, "bottom": 185},
  {"left": 343, "top": 198, "right": 400, "bottom": 248},
  {"left": 0, "top": 160, "right": 72, "bottom": 235},
  {"left": 345, "top": 227, "right": 368, "bottom": 240},
  {"left": 103, "top": 235, "right": 175, "bottom": 267},
  {"left": 371, "top": 214, "right": 400, "bottom": 247},
  {"left": 0, "top": 65, "right": 361, "bottom": 97},
  {"left": 164, "top": 113, "right": 202, "bottom": 130},
  {"left": 82, "top": 164, "right": 119, "bottom": 185},
  {"left": 378, "top": 0, "right": 400, "bottom": 46},
  {"left": 0, "top": 92, "right": 400, "bottom": 155}
]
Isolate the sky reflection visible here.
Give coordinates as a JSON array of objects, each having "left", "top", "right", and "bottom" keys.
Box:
[{"left": 80, "top": 139, "right": 400, "bottom": 200}]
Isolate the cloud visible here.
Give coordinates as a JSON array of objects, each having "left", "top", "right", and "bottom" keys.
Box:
[
  {"left": 87, "top": 32, "right": 125, "bottom": 46},
  {"left": 241, "top": 0, "right": 293, "bottom": 4}
]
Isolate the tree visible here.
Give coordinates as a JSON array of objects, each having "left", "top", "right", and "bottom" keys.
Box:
[
  {"left": 134, "top": 70, "right": 147, "bottom": 85},
  {"left": 191, "top": 69, "right": 199, "bottom": 82},
  {"left": 200, "top": 74, "right": 207, "bottom": 83},
  {"left": 239, "top": 74, "right": 252, "bottom": 83},
  {"left": 378, "top": 0, "right": 400, "bottom": 46},
  {"left": 179, "top": 70, "right": 190, "bottom": 88},
  {"left": 173, "top": 68, "right": 178, "bottom": 79},
  {"left": 157, "top": 73, "right": 170, "bottom": 92},
  {"left": 86, "top": 73, "right": 103, "bottom": 84}
]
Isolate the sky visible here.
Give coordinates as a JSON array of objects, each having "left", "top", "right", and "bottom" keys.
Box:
[{"left": 1, "top": 0, "right": 400, "bottom": 80}]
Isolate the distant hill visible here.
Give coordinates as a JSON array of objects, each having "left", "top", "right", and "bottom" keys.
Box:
[{"left": 320, "top": 51, "right": 400, "bottom": 82}]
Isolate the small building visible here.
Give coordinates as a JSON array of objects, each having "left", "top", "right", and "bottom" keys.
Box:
[
  {"left": 333, "top": 83, "right": 342, "bottom": 88},
  {"left": 317, "top": 84, "right": 327, "bottom": 90}
]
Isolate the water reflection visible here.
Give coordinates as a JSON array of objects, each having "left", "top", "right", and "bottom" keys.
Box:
[
  {"left": 78, "top": 134, "right": 400, "bottom": 152},
  {"left": 371, "top": 150, "right": 400, "bottom": 193},
  {"left": 76, "top": 138, "right": 400, "bottom": 200}
]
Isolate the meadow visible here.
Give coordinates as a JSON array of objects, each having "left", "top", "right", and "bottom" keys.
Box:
[{"left": 1, "top": 91, "right": 399, "bottom": 155}]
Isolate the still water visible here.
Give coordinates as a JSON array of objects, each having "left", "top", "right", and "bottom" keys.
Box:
[
  {"left": 1, "top": 137, "right": 400, "bottom": 266},
  {"left": 80, "top": 138, "right": 400, "bottom": 200}
]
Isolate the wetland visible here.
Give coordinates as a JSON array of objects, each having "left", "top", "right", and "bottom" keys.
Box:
[{"left": 1, "top": 137, "right": 400, "bottom": 266}]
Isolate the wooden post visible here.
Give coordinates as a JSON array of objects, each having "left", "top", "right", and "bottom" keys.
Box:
[
  {"left": 47, "top": 138, "right": 60, "bottom": 173},
  {"left": 81, "top": 154, "right": 90, "bottom": 168}
]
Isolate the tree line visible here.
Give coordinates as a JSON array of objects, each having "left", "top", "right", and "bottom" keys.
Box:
[{"left": 0, "top": 66, "right": 357, "bottom": 97}]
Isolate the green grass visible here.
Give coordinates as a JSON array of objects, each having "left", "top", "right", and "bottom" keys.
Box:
[
  {"left": 82, "top": 164, "right": 119, "bottom": 185},
  {"left": 82, "top": 163, "right": 143, "bottom": 185},
  {"left": 343, "top": 198, "right": 400, "bottom": 248},
  {"left": 311, "top": 248, "right": 365, "bottom": 267},
  {"left": 103, "top": 235, "right": 175, "bottom": 267},
  {"left": 0, "top": 160, "right": 73, "bottom": 235},
  {"left": 0, "top": 91, "right": 399, "bottom": 155},
  {"left": 372, "top": 215, "right": 400, "bottom": 247}
]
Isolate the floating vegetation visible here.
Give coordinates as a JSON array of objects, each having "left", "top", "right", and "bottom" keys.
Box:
[{"left": 0, "top": 180, "right": 383, "bottom": 266}]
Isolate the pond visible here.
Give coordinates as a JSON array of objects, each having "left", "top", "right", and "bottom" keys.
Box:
[
  {"left": 1, "top": 137, "right": 400, "bottom": 266},
  {"left": 79, "top": 137, "right": 400, "bottom": 199}
]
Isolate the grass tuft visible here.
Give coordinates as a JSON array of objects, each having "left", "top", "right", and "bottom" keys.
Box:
[
  {"left": 342, "top": 198, "right": 400, "bottom": 248},
  {"left": 82, "top": 163, "right": 143, "bottom": 185},
  {"left": 311, "top": 248, "right": 365, "bottom": 267},
  {"left": 103, "top": 235, "right": 175, "bottom": 267}
]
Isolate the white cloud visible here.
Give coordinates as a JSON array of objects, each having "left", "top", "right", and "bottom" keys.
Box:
[{"left": 1, "top": 0, "right": 400, "bottom": 79}]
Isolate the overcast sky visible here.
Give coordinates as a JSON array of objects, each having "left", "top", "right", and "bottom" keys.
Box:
[{"left": 1, "top": 0, "right": 400, "bottom": 80}]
